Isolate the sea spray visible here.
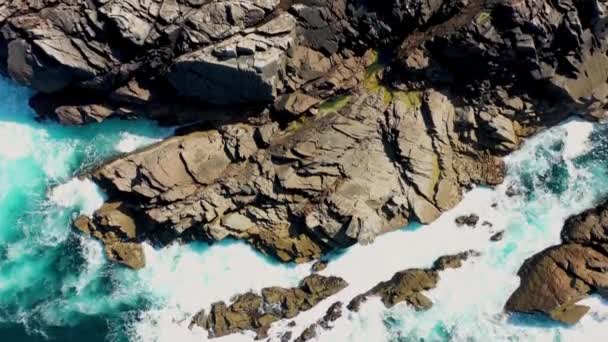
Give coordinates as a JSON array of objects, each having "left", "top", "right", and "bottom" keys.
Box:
[{"left": 0, "top": 78, "right": 173, "bottom": 341}]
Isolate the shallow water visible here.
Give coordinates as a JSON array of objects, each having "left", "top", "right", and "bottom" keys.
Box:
[{"left": 1, "top": 77, "right": 608, "bottom": 342}]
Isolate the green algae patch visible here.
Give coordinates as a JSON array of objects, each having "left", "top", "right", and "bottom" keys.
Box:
[
  {"left": 285, "top": 116, "right": 310, "bottom": 134},
  {"left": 393, "top": 91, "right": 423, "bottom": 109},
  {"left": 318, "top": 94, "right": 352, "bottom": 114},
  {"left": 429, "top": 153, "right": 441, "bottom": 195},
  {"left": 476, "top": 11, "right": 491, "bottom": 25},
  {"left": 362, "top": 50, "right": 422, "bottom": 108}
]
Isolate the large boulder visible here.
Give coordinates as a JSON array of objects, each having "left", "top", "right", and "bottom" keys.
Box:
[
  {"left": 168, "top": 13, "right": 297, "bottom": 104},
  {"left": 506, "top": 201, "right": 608, "bottom": 324}
]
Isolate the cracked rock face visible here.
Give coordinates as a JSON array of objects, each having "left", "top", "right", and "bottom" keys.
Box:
[
  {"left": 89, "top": 85, "right": 506, "bottom": 266},
  {"left": 168, "top": 12, "right": 297, "bottom": 104},
  {"left": 506, "top": 201, "right": 608, "bottom": 324}
]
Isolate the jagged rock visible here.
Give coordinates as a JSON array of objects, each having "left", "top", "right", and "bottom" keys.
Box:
[
  {"left": 189, "top": 274, "right": 347, "bottom": 338},
  {"left": 4, "top": 4, "right": 608, "bottom": 335},
  {"left": 349, "top": 251, "right": 480, "bottom": 312},
  {"left": 9, "top": 0, "right": 590, "bottom": 270},
  {"left": 320, "top": 301, "right": 343, "bottom": 327},
  {"left": 506, "top": 200, "right": 608, "bottom": 324},
  {"left": 168, "top": 13, "right": 297, "bottom": 104},
  {"left": 292, "top": 301, "right": 343, "bottom": 342},
  {"left": 432, "top": 250, "right": 479, "bottom": 271}
]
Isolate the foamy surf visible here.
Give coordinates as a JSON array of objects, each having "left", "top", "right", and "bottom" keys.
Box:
[
  {"left": 115, "top": 132, "right": 170, "bottom": 153},
  {"left": 563, "top": 118, "right": 594, "bottom": 160},
  {"left": 127, "top": 242, "right": 311, "bottom": 342},
  {"left": 49, "top": 178, "right": 106, "bottom": 216}
]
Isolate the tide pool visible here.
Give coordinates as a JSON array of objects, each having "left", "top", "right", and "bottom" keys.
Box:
[{"left": 1, "top": 75, "right": 608, "bottom": 342}]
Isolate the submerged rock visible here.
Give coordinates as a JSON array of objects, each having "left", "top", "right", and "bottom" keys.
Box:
[{"left": 506, "top": 200, "right": 608, "bottom": 324}]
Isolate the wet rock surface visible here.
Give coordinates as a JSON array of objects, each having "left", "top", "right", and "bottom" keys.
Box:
[
  {"left": 348, "top": 251, "right": 479, "bottom": 312},
  {"left": 188, "top": 274, "right": 347, "bottom": 338},
  {"left": 506, "top": 200, "right": 608, "bottom": 324}
]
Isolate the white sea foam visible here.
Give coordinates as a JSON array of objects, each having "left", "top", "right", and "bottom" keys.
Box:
[
  {"left": 126, "top": 118, "right": 608, "bottom": 342},
  {"left": 49, "top": 178, "right": 106, "bottom": 216},
  {"left": 115, "top": 132, "right": 166, "bottom": 153},
  {"left": 563, "top": 118, "right": 594, "bottom": 160},
  {"left": 128, "top": 242, "right": 310, "bottom": 342},
  {"left": 0, "top": 122, "right": 35, "bottom": 159}
]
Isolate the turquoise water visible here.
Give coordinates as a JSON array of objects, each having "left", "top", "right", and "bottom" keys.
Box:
[
  {"left": 1, "top": 75, "right": 608, "bottom": 342},
  {"left": 0, "top": 80, "right": 171, "bottom": 341}
]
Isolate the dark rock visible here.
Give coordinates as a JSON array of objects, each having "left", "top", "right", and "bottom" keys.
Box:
[
  {"left": 455, "top": 214, "right": 480, "bottom": 227},
  {"left": 506, "top": 185, "right": 522, "bottom": 197},
  {"left": 490, "top": 231, "right": 504, "bottom": 242},
  {"left": 322, "top": 302, "right": 343, "bottom": 323},
  {"left": 349, "top": 251, "right": 481, "bottom": 312},
  {"left": 294, "top": 324, "right": 317, "bottom": 342},
  {"left": 347, "top": 269, "right": 438, "bottom": 312},
  {"left": 346, "top": 294, "right": 368, "bottom": 312},
  {"left": 281, "top": 331, "right": 293, "bottom": 342}
]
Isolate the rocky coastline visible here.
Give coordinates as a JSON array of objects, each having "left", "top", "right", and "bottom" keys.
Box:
[{"left": 2, "top": 0, "right": 608, "bottom": 337}]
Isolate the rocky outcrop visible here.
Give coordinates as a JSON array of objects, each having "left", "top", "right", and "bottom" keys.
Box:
[
  {"left": 73, "top": 203, "right": 145, "bottom": 269},
  {"left": 188, "top": 274, "right": 347, "bottom": 339},
  {"left": 506, "top": 200, "right": 608, "bottom": 324},
  {"left": 86, "top": 84, "right": 507, "bottom": 266},
  {"left": 348, "top": 251, "right": 478, "bottom": 312}
]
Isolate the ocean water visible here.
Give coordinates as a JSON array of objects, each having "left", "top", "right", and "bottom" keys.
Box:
[{"left": 1, "top": 76, "right": 608, "bottom": 342}]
